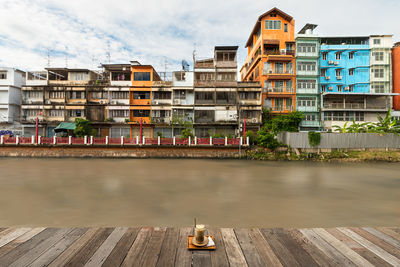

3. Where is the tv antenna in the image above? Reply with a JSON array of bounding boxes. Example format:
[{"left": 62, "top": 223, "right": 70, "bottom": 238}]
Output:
[
  {"left": 106, "top": 41, "right": 111, "bottom": 63},
  {"left": 46, "top": 49, "right": 52, "bottom": 67},
  {"left": 192, "top": 42, "right": 197, "bottom": 63},
  {"left": 163, "top": 58, "right": 170, "bottom": 80}
]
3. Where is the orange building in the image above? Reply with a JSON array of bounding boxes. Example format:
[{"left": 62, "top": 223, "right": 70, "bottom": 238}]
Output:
[
  {"left": 130, "top": 62, "right": 161, "bottom": 137},
  {"left": 240, "top": 7, "right": 296, "bottom": 114},
  {"left": 393, "top": 43, "right": 400, "bottom": 110}
]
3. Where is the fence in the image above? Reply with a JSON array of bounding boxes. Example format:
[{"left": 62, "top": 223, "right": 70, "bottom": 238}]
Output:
[
  {"left": 0, "top": 135, "right": 248, "bottom": 147},
  {"left": 277, "top": 132, "right": 400, "bottom": 149}
]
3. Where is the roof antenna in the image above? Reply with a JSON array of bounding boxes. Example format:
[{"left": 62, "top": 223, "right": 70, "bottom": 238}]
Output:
[
  {"left": 106, "top": 41, "right": 111, "bottom": 64},
  {"left": 46, "top": 49, "right": 52, "bottom": 67},
  {"left": 193, "top": 42, "right": 197, "bottom": 64}
]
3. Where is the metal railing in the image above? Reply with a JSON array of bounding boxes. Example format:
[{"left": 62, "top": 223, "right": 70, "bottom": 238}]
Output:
[
  {"left": 264, "top": 87, "right": 294, "bottom": 93},
  {"left": 0, "top": 136, "right": 248, "bottom": 147},
  {"left": 324, "top": 103, "right": 388, "bottom": 110}
]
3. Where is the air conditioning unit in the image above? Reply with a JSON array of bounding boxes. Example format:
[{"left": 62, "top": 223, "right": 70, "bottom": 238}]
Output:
[
  {"left": 328, "top": 61, "right": 334, "bottom": 65},
  {"left": 99, "top": 100, "right": 106, "bottom": 104},
  {"left": 328, "top": 86, "right": 333, "bottom": 91},
  {"left": 154, "top": 101, "right": 159, "bottom": 105},
  {"left": 174, "top": 99, "right": 181, "bottom": 105},
  {"left": 344, "top": 87, "right": 350, "bottom": 91},
  {"left": 334, "top": 62, "right": 339, "bottom": 65},
  {"left": 252, "top": 118, "right": 258, "bottom": 123},
  {"left": 268, "top": 70, "right": 273, "bottom": 74},
  {"left": 281, "top": 49, "right": 286, "bottom": 54},
  {"left": 325, "top": 76, "right": 330, "bottom": 80},
  {"left": 337, "top": 76, "right": 342, "bottom": 80}
]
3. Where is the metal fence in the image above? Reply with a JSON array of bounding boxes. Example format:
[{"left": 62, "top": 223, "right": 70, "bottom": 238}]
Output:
[
  {"left": 0, "top": 136, "right": 247, "bottom": 147},
  {"left": 277, "top": 132, "right": 400, "bottom": 149}
]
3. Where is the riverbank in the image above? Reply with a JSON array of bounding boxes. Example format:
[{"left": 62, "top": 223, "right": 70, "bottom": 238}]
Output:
[{"left": 246, "top": 148, "right": 400, "bottom": 162}]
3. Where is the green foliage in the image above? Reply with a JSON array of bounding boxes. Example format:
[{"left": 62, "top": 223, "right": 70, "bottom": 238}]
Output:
[
  {"left": 308, "top": 132, "right": 321, "bottom": 147},
  {"left": 245, "top": 130, "right": 256, "bottom": 145},
  {"left": 180, "top": 120, "right": 194, "bottom": 139},
  {"left": 156, "top": 131, "right": 164, "bottom": 138},
  {"left": 104, "top": 117, "right": 114, "bottom": 122},
  {"left": 256, "top": 127, "right": 281, "bottom": 149},
  {"left": 74, "top": 118, "right": 94, "bottom": 137},
  {"left": 264, "top": 111, "right": 304, "bottom": 134},
  {"left": 125, "top": 118, "right": 130, "bottom": 123},
  {"left": 211, "top": 133, "right": 225, "bottom": 138},
  {"left": 333, "top": 109, "right": 400, "bottom": 134},
  {"left": 262, "top": 108, "right": 271, "bottom": 125}
]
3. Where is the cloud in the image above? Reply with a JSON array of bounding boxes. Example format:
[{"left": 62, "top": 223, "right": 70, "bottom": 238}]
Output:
[{"left": 0, "top": 0, "right": 399, "bottom": 73}]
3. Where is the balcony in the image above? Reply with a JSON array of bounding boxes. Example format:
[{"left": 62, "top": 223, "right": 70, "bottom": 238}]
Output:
[
  {"left": 323, "top": 102, "right": 388, "bottom": 110},
  {"left": 297, "top": 106, "right": 319, "bottom": 112},
  {"left": 263, "top": 70, "right": 294, "bottom": 79},
  {"left": 263, "top": 87, "right": 294, "bottom": 94},
  {"left": 152, "top": 117, "right": 171, "bottom": 124},
  {"left": 270, "top": 106, "right": 294, "bottom": 112},
  {"left": 300, "top": 120, "right": 321, "bottom": 127},
  {"left": 296, "top": 88, "right": 319, "bottom": 95}
]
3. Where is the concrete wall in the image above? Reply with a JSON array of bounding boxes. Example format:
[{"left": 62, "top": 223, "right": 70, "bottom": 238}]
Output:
[
  {"left": 278, "top": 132, "right": 400, "bottom": 149},
  {"left": 0, "top": 145, "right": 243, "bottom": 158}
]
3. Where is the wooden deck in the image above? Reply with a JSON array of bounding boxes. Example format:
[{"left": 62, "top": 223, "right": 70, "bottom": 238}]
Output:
[{"left": 0, "top": 227, "right": 399, "bottom": 266}]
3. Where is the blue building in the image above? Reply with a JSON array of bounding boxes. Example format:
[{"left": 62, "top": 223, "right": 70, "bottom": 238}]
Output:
[{"left": 319, "top": 37, "right": 392, "bottom": 131}]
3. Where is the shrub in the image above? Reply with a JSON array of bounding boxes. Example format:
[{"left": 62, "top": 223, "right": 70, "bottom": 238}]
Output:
[
  {"left": 256, "top": 127, "right": 281, "bottom": 149},
  {"left": 308, "top": 132, "right": 321, "bottom": 147},
  {"left": 245, "top": 130, "right": 256, "bottom": 145},
  {"left": 264, "top": 111, "right": 304, "bottom": 134},
  {"left": 74, "top": 118, "right": 94, "bottom": 137}
]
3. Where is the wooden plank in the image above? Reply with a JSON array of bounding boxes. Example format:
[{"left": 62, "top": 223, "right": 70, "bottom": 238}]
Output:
[
  {"left": 220, "top": 228, "right": 248, "bottom": 267},
  {"left": 174, "top": 227, "right": 193, "bottom": 267},
  {"left": 28, "top": 228, "right": 88, "bottom": 267},
  {"left": 0, "top": 228, "right": 31, "bottom": 248},
  {"left": 288, "top": 229, "right": 338, "bottom": 267},
  {"left": 156, "top": 227, "right": 179, "bottom": 267},
  {"left": 0, "top": 228, "right": 63, "bottom": 266},
  {"left": 272, "top": 228, "right": 319, "bottom": 267},
  {"left": 249, "top": 228, "right": 282, "bottom": 267},
  {"left": 261, "top": 229, "right": 301, "bottom": 267},
  {"left": 338, "top": 227, "right": 400, "bottom": 266},
  {"left": 378, "top": 227, "right": 400, "bottom": 242},
  {"left": 326, "top": 228, "right": 391, "bottom": 267},
  {"left": 84, "top": 227, "right": 127, "bottom": 267},
  {"left": 102, "top": 228, "right": 140, "bottom": 267},
  {"left": 313, "top": 228, "right": 373, "bottom": 267},
  {"left": 234, "top": 228, "right": 264, "bottom": 267},
  {"left": 208, "top": 227, "right": 229, "bottom": 267},
  {"left": 64, "top": 227, "right": 114, "bottom": 267},
  {"left": 0, "top": 228, "right": 45, "bottom": 258},
  {"left": 8, "top": 228, "right": 73, "bottom": 267},
  {"left": 0, "top": 228, "right": 18, "bottom": 240},
  {"left": 121, "top": 227, "right": 153, "bottom": 267},
  {"left": 48, "top": 228, "right": 100, "bottom": 267},
  {"left": 363, "top": 227, "right": 400, "bottom": 250},
  {"left": 349, "top": 227, "right": 400, "bottom": 259},
  {"left": 192, "top": 250, "right": 211, "bottom": 267},
  {"left": 139, "top": 227, "right": 166, "bottom": 267},
  {"left": 299, "top": 229, "right": 355, "bottom": 266}
]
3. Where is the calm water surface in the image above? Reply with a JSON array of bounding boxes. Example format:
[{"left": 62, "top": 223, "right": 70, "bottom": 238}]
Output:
[{"left": 0, "top": 158, "right": 399, "bottom": 228}]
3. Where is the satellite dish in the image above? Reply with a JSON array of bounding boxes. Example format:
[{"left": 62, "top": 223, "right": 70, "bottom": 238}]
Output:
[{"left": 182, "top": 60, "right": 190, "bottom": 71}]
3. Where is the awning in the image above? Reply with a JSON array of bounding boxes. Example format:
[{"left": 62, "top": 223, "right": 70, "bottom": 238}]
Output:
[{"left": 54, "top": 122, "right": 76, "bottom": 132}]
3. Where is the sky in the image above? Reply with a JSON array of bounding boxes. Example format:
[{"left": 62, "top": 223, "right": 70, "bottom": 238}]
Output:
[{"left": 1, "top": 0, "right": 400, "bottom": 74}]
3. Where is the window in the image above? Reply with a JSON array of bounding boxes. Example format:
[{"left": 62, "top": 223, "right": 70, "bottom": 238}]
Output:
[
  {"left": 132, "top": 110, "right": 150, "bottom": 117},
  {"left": 26, "top": 91, "right": 43, "bottom": 99},
  {"left": 153, "top": 92, "right": 171, "bottom": 100},
  {"left": 297, "top": 80, "right": 317, "bottom": 90},
  {"left": 111, "top": 110, "right": 129, "bottom": 117},
  {"left": 0, "top": 72, "right": 7, "bottom": 79},
  {"left": 70, "top": 72, "right": 86, "bottom": 81},
  {"left": 298, "top": 97, "right": 316, "bottom": 107},
  {"left": 111, "top": 72, "right": 130, "bottom": 81},
  {"left": 24, "top": 109, "right": 40, "bottom": 117},
  {"left": 349, "top": 52, "right": 355, "bottom": 59},
  {"left": 69, "top": 110, "right": 83, "bottom": 117},
  {"left": 286, "top": 80, "right": 293, "bottom": 90},
  {"left": 297, "top": 43, "right": 316, "bottom": 53},
  {"left": 49, "top": 110, "right": 64, "bottom": 117},
  {"left": 321, "top": 69, "right": 327, "bottom": 77},
  {"left": 349, "top": 69, "right": 354, "bottom": 76},
  {"left": 152, "top": 110, "right": 171, "bottom": 118},
  {"left": 322, "top": 52, "right": 328, "bottom": 60},
  {"left": 133, "top": 92, "right": 150, "bottom": 99},
  {"left": 265, "top": 20, "right": 281, "bottom": 30},
  {"left": 372, "top": 83, "right": 386, "bottom": 93},
  {"left": 70, "top": 91, "right": 84, "bottom": 99},
  {"left": 335, "top": 69, "right": 342, "bottom": 77},
  {"left": 297, "top": 62, "right": 316, "bottom": 72},
  {"left": 304, "top": 114, "right": 316, "bottom": 121},
  {"left": 286, "top": 43, "right": 294, "bottom": 52},
  {"left": 286, "top": 62, "right": 293, "bottom": 73},
  {"left": 239, "top": 92, "right": 259, "bottom": 100},
  {"left": 275, "top": 63, "right": 284, "bottom": 73},
  {"left": 195, "top": 92, "right": 214, "bottom": 101},
  {"left": 373, "top": 52, "right": 384, "bottom": 61},
  {"left": 324, "top": 112, "right": 364, "bottom": 121},
  {"left": 372, "top": 68, "right": 384, "bottom": 78},
  {"left": 217, "top": 72, "right": 236, "bottom": 81},
  {"left": 335, "top": 52, "right": 342, "bottom": 60},
  {"left": 90, "top": 91, "right": 107, "bottom": 99},
  {"left": 349, "top": 85, "right": 354, "bottom": 92},
  {"left": 284, "top": 23, "right": 288, "bottom": 32},
  {"left": 133, "top": 72, "right": 151, "bottom": 81},
  {"left": 321, "top": 85, "right": 326, "bottom": 92},
  {"left": 111, "top": 91, "right": 129, "bottom": 99},
  {"left": 275, "top": 80, "right": 284, "bottom": 89},
  {"left": 373, "top": 39, "right": 381, "bottom": 45},
  {"left": 337, "top": 85, "right": 343, "bottom": 92},
  {"left": 174, "top": 90, "right": 186, "bottom": 100}
]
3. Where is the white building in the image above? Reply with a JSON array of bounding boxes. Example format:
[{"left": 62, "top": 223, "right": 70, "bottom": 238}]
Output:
[{"left": 0, "top": 67, "right": 25, "bottom": 134}]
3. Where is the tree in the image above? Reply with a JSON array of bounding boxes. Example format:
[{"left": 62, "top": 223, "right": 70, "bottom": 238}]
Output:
[
  {"left": 264, "top": 111, "right": 304, "bottom": 134},
  {"left": 256, "top": 127, "right": 281, "bottom": 149},
  {"left": 180, "top": 120, "right": 194, "bottom": 139},
  {"left": 74, "top": 118, "right": 95, "bottom": 137}
]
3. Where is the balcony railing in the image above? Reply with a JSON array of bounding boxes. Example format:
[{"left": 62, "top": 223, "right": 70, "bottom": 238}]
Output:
[
  {"left": 271, "top": 106, "right": 294, "bottom": 112},
  {"left": 263, "top": 70, "right": 294, "bottom": 75},
  {"left": 323, "top": 103, "right": 388, "bottom": 110},
  {"left": 264, "top": 87, "right": 294, "bottom": 93},
  {"left": 264, "top": 50, "right": 295, "bottom": 56}
]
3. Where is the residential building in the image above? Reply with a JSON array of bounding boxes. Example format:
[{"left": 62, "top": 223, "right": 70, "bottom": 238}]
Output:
[
  {"left": 194, "top": 46, "right": 262, "bottom": 137},
  {"left": 295, "top": 24, "right": 321, "bottom": 131},
  {"left": 21, "top": 68, "right": 109, "bottom": 137},
  {"left": 240, "top": 7, "right": 296, "bottom": 114},
  {"left": 320, "top": 36, "right": 393, "bottom": 131},
  {"left": 0, "top": 67, "right": 25, "bottom": 134}
]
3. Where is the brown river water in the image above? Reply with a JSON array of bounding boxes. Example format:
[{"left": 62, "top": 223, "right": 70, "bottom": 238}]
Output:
[{"left": 0, "top": 158, "right": 399, "bottom": 228}]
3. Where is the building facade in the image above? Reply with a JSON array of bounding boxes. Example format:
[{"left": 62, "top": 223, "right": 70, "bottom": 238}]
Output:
[
  {"left": 0, "top": 68, "right": 25, "bottom": 133},
  {"left": 240, "top": 7, "right": 296, "bottom": 114},
  {"left": 295, "top": 24, "right": 321, "bottom": 131}
]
